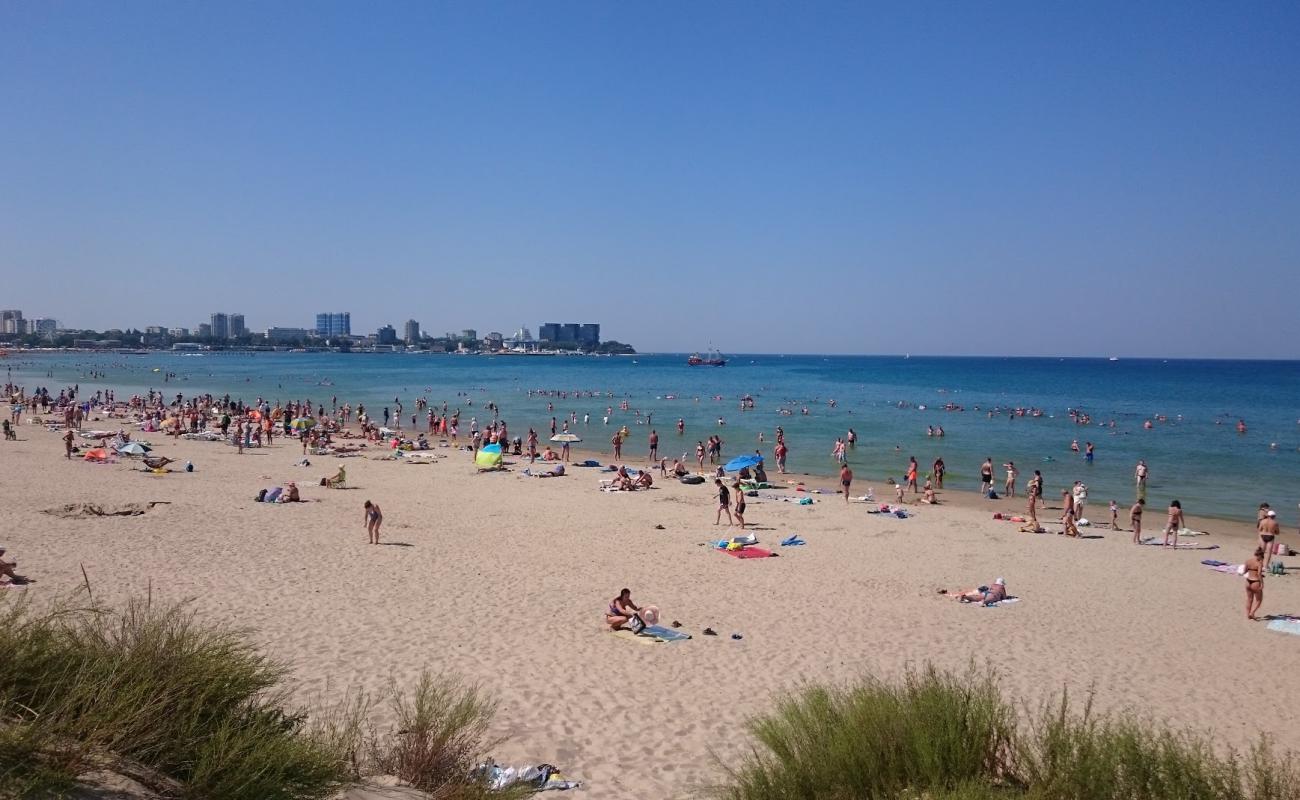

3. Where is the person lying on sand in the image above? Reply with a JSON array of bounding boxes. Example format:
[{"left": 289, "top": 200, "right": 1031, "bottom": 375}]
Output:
[
  {"left": 526, "top": 463, "right": 566, "bottom": 478},
  {"left": 285, "top": 482, "right": 301, "bottom": 501},
  {"left": 142, "top": 455, "right": 174, "bottom": 470},
  {"left": 940, "top": 577, "right": 1007, "bottom": 605},
  {"left": 605, "top": 588, "right": 660, "bottom": 631}
]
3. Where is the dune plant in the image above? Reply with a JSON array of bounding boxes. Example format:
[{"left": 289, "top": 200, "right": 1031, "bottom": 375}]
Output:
[{"left": 709, "top": 667, "right": 1298, "bottom": 800}]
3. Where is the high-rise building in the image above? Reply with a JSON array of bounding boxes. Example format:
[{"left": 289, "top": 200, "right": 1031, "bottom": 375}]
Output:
[
  {"left": 32, "top": 318, "right": 59, "bottom": 336},
  {"left": 229, "top": 314, "right": 246, "bottom": 338},
  {"left": 1, "top": 310, "right": 24, "bottom": 335},
  {"left": 579, "top": 323, "right": 601, "bottom": 345},
  {"left": 377, "top": 325, "right": 398, "bottom": 345},
  {"left": 315, "top": 312, "right": 351, "bottom": 337},
  {"left": 209, "top": 313, "right": 229, "bottom": 340},
  {"left": 403, "top": 319, "right": 421, "bottom": 344},
  {"left": 539, "top": 323, "right": 560, "bottom": 342},
  {"left": 560, "top": 323, "right": 580, "bottom": 343},
  {"left": 461, "top": 329, "right": 477, "bottom": 342},
  {"left": 197, "top": 323, "right": 212, "bottom": 338}
]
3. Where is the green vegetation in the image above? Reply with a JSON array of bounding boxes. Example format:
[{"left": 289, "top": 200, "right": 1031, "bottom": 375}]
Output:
[
  {"left": 709, "top": 666, "right": 1298, "bottom": 800},
  {"left": 0, "top": 594, "right": 516, "bottom": 799}
]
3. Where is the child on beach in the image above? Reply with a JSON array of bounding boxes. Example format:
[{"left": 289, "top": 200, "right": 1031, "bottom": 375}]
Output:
[{"left": 1109, "top": 500, "right": 1118, "bottom": 529}]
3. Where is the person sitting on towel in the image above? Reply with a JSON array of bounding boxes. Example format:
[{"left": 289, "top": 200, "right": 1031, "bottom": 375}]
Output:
[
  {"left": 323, "top": 465, "right": 346, "bottom": 487},
  {"left": 541, "top": 446, "right": 559, "bottom": 461},
  {"left": 670, "top": 458, "right": 688, "bottom": 478},
  {"left": 605, "top": 588, "right": 659, "bottom": 631},
  {"left": 945, "top": 577, "right": 1007, "bottom": 604},
  {"left": 633, "top": 470, "right": 653, "bottom": 489},
  {"left": 754, "top": 463, "right": 768, "bottom": 483}
]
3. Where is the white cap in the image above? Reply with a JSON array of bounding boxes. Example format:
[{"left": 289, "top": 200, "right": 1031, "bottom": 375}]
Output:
[
  {"left": 1267, "top": 510, "right": 1277, "bottom": 517},
  {"left": 995, "top": 577, "right": 1005, "bottom": 586}
]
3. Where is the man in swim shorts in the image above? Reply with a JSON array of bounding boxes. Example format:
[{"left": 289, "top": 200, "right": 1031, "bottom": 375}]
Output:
[{"left": 840, "top": 463, "right": 853, "bottom": 504}]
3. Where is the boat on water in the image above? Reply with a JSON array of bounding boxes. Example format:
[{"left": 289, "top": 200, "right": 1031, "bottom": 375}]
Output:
[{"left": 688, "top": 348, "right": 727, "bottom": 366}]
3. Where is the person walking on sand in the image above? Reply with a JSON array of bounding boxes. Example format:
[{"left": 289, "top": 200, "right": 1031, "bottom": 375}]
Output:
[
  {"left": 648, "top": 429, "right": 659, "bottom": 463},
  {"left": 63, "top": 428, "right": 74, "bottom": 459},
  {"left": 363, "top": 500, "right": 382, "bottom": 544},
  {"left": 714, "top": 478, "right": 733, "bottom": 526},
  {"left": 733, "top": 479, "right": 747, "bottom": 529},
  {"left": 1003, "top": 461, "right": 1018, "bottom": 498},
  {"left": 775, "top": 439, "right": 788, "bottom": 473},
  {"left": 932, "top": 457, "right": 945, "bottom": 489},
  {"left": 611, "top": 432, "right": 622, "bottom": 460},
  {"left": 1135, "top": 460, "right": 1148, "bottom": 502},
  {"left": 1130, "top": 498, "right": 1144, "bottom": 543},
  {"left": 1061, "top": 490, "right": 1080, "bottom": 537},
  {"left": 1244, "top": 547, "right": 1266, "bottom": 620},
  {"left": 1163, "top": 500, "right": 1185, "bottom": 548},
  {"left": 1258, "top": 509, "right": 1280, "bottom": 568},
  {"left": 840, "top": 463, "right": 853, "bottom": 504},
  {"left": 1072, "top": 481, "right": 1088, "bottom": 521},
  {"left": 979, "top": 457, "right": 994, "bottom": 496}
]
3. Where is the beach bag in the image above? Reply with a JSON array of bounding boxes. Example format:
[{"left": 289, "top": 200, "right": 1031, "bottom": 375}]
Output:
[{"left": 624, "top": 614, "right": 645, "bottom": 634}]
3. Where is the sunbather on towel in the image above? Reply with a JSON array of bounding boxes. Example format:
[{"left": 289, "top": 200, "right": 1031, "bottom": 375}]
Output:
[
  {"left": 943, "top": 577, "right": 1008, "bottom": 605},
  {"left": 633, "top": 471, "right": 653, "bottom": 489},
  {"left": 605, "top": 588, "right": 660, "bottom": 631}
]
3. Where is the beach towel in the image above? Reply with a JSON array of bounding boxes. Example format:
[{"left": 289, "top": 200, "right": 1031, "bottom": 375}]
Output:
[
  {"left": 1140, "top": 537, "right": 1219, "bottom": 551},
  {"left": 984, "top": 596, "right": 1020, "bottom": 607},
  {"left": 642, "top": 625, "right": 691, "bottom": 641},
  {"left": 610, "top": 628, "right": 665, "bottom": 645},
  {"left": 1266, "top": 618, "right": 1300, "bottom": 637},
  {"left": 780, "top": 535, "right": 806, "bottom": 547},
  {"left": 721, "top": 546, "right": 774, "bottom": 559}
]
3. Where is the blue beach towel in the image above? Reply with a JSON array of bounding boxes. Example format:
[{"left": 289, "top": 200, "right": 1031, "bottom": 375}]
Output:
[
  {"left": 780, "top": 535, "right": 806, "bottom": 547},
  {"left": 642, "top": 625, "right": 692, "bottom": 641},
  {"left": 1266, "top": 618, "right": 1300, "bottom": 637}
]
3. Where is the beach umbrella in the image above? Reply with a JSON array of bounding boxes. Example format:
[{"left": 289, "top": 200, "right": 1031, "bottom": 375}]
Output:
[
  {"left": 117, "top": 442, "right": 150, "bottom": 456},
  {"left": 481, "top": 443, "right": 502, "bottom": 454},
  {"left": 724, "top": 453, "right": 764, "bottom": 472},
  {"left": 290, "top": 417, "right": 316, "bottom": 430},
  {"left": 550, "top": 433, "right": 582, "bottom": 443}
]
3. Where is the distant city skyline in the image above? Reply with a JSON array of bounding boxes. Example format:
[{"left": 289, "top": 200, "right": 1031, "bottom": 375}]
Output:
[{"left": 2, "top": 4, "right": 1298, "bottom": 358}]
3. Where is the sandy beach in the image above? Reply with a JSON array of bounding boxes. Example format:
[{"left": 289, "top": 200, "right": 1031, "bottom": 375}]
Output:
[{"left": 3, "top": 421, "right": 1298, "bottom": 799}]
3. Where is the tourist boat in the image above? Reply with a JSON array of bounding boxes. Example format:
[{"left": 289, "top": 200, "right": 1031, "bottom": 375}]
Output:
[{"left": 688, "top": 348, "right": 727, "bottom": 366}]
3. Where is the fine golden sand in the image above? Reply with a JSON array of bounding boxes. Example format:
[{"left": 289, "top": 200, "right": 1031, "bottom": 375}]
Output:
[{"left": 2, "top": 425, "right": 1297, "bottom": 799}]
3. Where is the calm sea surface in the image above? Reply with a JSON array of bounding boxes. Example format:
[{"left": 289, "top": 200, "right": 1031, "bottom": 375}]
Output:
[{"left": 7, "top": 352, "right": 1299, "bottom": 523}]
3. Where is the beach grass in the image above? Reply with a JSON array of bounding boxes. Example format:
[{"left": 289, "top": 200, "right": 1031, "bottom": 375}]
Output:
[
  {"left": 708, "top": 667, "right": 1298, "bottom": 800},
  {"left": 0, "top": 594, "right": 519, "bottom": 799}
]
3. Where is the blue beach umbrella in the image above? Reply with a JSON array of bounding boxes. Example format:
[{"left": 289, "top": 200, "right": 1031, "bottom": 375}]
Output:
[{"left": 724, "top": 453, "right": 763, "bottom": 472}]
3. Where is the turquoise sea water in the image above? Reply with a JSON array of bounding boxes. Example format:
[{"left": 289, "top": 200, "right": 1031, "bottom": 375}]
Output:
[{"left": 6, "top": 352, "right": 1299, "bottom": 524}]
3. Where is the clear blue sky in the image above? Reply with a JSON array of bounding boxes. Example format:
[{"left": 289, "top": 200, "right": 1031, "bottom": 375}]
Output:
[{"left": 2, "top": 2, "right": 1298, "bottom": 356}]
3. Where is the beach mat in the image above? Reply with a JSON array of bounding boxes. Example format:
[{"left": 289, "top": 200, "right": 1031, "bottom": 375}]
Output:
[
  {"left": 610, "top": 628, "right": 665, "bottom": 645},
  {"left": 643, "top": 625, "right": 691, "bottom": 641},
  {"left": 721, "top": 546, "right": 774, "bottom": 559},
  {"left": 1266, "top": 618, "right": 1300, "bottom": 637},
  {"left": 1140, "top": 538, "right": 1219, "bottom": 551}
]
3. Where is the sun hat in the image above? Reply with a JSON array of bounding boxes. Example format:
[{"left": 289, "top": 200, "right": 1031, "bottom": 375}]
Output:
[
  {"left": 994, "top": 577, "right": 1005, "bottom": 586},
  {"left": 641, "top": 606, "right": 660, "bottom": 626}
]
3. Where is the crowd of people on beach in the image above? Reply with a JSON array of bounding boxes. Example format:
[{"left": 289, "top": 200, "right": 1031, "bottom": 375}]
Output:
[{"left": 5, "top": 374, "right": 1294, "bottom": 624}]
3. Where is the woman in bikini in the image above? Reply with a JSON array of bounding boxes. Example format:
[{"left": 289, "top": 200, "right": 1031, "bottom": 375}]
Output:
[
  {"left": 1163, "top": 500, "right": 1184, "bottom": 548},
  {"left": 1244, "top": 547, "right": 1265, "bottom": 620},
  {"left": 363, "top": 500, "right": 382, "bottom": 544},
  {"left": 605, "top": 588, "right": 658, "bottom": 631}
]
